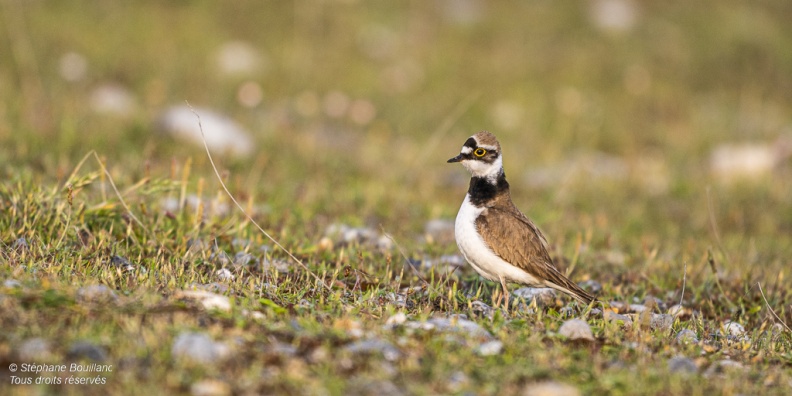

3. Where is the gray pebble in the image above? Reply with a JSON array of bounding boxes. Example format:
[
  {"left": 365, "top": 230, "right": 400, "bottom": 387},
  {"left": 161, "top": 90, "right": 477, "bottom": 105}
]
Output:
[
  {"left": 77, "top": 285, "right": 117, "bottom": 304},
  {"left": 12, "top": 238, "right": 28, "bottom": 250},
  {"left": 675, "top": 329, "right": 699, "bottom": 345},
  {"left": 344, "top": 339, "right": 401, "bottom": 361},
  {"left": 3, "top": 279, "right": 22, "bottom": 289},
  {"left": 513, "top": 287, "right": 557, "bottom": 307},
  {"left": 67, "top": 341, "right": 108, "bottom": 362},
  {"left": 578, "top": 280, "right": 602, "bottom": 294},
  {"left": 667, "top": 356, "right": 697, "bottom": 374},
  {"left": 603, "top": 311, "right": 633, "bottom": 328},
  {"left": 650, "top": 314, "right": 674, "bottom": 331},
  {"left": 172, "top": 332, "right": 230, "bottom": 364},
  {"left": 18, "top": 338, "right": 53, "bottom": 361},
  {"left": 475, "top": 340, "right": 504, "bottom": 356},
  {"left": 721, "top": 320, "right": 745, "bottom": 336},
  {"left": 427, "top": 315, "right": 493, "bottom": 339},
  {"left": 157, "top": 105, "right": 254, "bottom": 158},
  {"left": 558, "top": 319, "right": 594, "bottom": 341},
  {"left": 704, "top": 359, "right": 745, "bottom": 377},
  {"left": 233, "top": 252, "right": 258, "bottom": 267}
]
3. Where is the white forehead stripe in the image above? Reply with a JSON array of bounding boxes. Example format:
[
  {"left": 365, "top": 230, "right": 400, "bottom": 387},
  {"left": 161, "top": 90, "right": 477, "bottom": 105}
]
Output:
[
  {"left": 461, "top": 146, "right": 473, "bottom": 154},
  {"left": 478, "top": 145, "right": 498, "bottom": 151}
]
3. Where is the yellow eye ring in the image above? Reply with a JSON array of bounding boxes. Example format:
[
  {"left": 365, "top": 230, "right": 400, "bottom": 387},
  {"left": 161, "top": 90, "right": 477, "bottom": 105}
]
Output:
[{"left": 474, "top": 148, "right": 487, "bottom": 157}]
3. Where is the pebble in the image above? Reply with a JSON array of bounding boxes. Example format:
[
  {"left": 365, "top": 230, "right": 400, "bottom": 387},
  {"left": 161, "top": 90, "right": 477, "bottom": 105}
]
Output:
[
  {"left": 667, "top": 356, "right": 698, "bottom": 374},
  {"left": 77, "top": 285, "right": 118, "bottom": 304},
  {"left": 578, "top": 280, "right": 602, "bottom": 294},
  {"left": 175, "top": 290, "right": 232, "bottom": 312},
  {"left": 344, "top": 339, "right": 401, "bottom": 361},
  {"left": 18, "top": 338, "right": 53, "bottom": 361},
  {"left": 475, "top": 340, "right": 504, "bottom": 356},
  {"left": 513, "top": 287, "right": 557, "bottom": 306},
  {"left": 233, "top": 252, "right": 258, "bottom": 267},
  {"left": 704, "top": 359, "right": 745, "bottom": 378},
  {"left": 558, "top": 319, "right": 594, "bottom": 341},
  {"left": 603, "top": 311, "right": 633, "bottom": 328},
  {"left": 522, "top": 381, "right": 581, "bottom": 396},
  {"left": 469, "top": 300, "right": 495, "bottom": 318},
  {"left": 447, "top": 371, "right": 469, "bottom": 392},
  {"left": 721, "top": 321, "right": 745, "bottom": 336},
  {"left": 156, "top": 105, "right": 254, "bottom": 158},
  {"left": 628, "top": 304, "right": 648, "bottom": 313},
  {"left": 215, "top": 268, "right": 234, "bottom": 281},
  {"left": 650, "top": 314, "right": 674, "bottom": 331},
  {"left": 67, "top": 341, "right": 108, "bottom": 362},
  {"left": 384, "top": 312, "right": 408, "bottom": 328},
  {"left": 190, "top": 379, "right": 231, "bottom": 396},
  {"left": 214, "top": 40, "right": 266, "bottom": 77},
  {"left": 667, "top": 304, "right": 685, "bottom": 317},
  {"left": 260, "top": 258, "right": 292, "bottom": 273},
  {"left": 172, "top": 332, "right": 230, "bottom": 365},
  {"left": 427, "top": 315, "right": 494, "bottom": 339},
  {"left": 12, "top": 238, "right": 28, "bottom": 250},
  {"left": 710, "top": 142, "right": 778, "bottom": 184},
  {"left": 89, "top": 83, "right": 137, "bottom": 117},
  {"left": 3, "top": 279, "right": 22, "bottom": 289},
  {"left": 675, "top": 329, "right": 699, "bottom": 345}
]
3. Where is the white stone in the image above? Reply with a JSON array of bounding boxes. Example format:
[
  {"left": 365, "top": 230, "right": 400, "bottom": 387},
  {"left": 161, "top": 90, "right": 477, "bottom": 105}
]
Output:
[
  {"left": 558, "top": 319, "right": 594, "bottom": 341},
  {"left": 157, "top": 105, "right": 254, "bottom": 158}
]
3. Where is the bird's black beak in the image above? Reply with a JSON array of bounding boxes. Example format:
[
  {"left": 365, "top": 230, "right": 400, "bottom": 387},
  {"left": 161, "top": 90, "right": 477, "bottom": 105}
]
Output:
[{"left": 447, "top": 154, "right": 463, "bottom": 163}]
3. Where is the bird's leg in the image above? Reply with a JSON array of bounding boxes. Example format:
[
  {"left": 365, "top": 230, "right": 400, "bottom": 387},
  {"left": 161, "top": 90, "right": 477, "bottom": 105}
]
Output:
[{"left": 499, "top": 276, "right": 510, "bottom": 313}]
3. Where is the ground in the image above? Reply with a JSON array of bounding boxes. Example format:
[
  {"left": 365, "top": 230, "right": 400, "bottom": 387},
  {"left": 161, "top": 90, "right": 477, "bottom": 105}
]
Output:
[{"left": 1, "top": 1, "right": 791, "bottom": 395}]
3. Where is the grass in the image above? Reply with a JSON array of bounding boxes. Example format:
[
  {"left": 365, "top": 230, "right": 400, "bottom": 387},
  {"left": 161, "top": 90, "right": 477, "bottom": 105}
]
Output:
[{"left": 2, "top": 1, "right": 792, "bottom": 395}]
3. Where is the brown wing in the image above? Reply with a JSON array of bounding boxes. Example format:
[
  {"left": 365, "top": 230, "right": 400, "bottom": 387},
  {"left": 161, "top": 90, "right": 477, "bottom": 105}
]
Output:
[{"left": 475, "top": 203, "right": 595, "bottom": 304}]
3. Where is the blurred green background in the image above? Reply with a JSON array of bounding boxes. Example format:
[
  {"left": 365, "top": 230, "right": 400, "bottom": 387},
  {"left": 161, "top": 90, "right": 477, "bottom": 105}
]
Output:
[{"left": 2, "top": 0, "right": 791, "bottom": 282}]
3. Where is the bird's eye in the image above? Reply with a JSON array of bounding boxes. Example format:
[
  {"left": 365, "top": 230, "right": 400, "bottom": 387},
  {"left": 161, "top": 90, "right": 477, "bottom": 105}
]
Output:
[{"left": 474, "top": 148, "right": 487, "bottom": 157}]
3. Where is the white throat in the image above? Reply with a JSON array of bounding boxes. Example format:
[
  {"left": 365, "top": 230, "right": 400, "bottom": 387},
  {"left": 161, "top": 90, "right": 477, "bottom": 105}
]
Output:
[{"left": 462, "top": 155, "right": 503, "bottom": 182}]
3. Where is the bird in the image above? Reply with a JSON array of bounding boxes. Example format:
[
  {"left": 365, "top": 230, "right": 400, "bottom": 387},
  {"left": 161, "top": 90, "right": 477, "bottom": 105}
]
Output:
[{"left": 447, "top": 131, "right": 595, "bottom": 309}]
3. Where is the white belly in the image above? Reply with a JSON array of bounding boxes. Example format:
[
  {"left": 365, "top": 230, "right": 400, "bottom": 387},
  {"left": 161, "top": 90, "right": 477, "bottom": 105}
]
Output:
[{"left": 454, "top": 195, "right": 542, "bottom": 286}]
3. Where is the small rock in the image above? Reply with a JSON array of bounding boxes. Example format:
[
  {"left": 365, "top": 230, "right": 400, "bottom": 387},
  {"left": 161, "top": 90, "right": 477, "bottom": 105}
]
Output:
[
  {"left": 175, "top": 290, "right": 232, "bottom": 312},
  {"left": 608, "top": 301, "right": 627, "bottom": 312},
  {"left": 386, "top": 293, "right": 407, "bottom": 308},
  {"left": 604, "top": 311, "right": 633, "bottom": 328},
  {"left": 67, "top": 341, "right": 108, "bottom": 362},
  {"left": 427, "top": 316, "right": 493, "bottom": 339},
  {"left": 214, "top": 40, "right": 266, "bottom": 77},
  {"left": 668, "top": 304, "right": 686, "bottom": 317},
  {"left": 260, "top": 258, "right": 291, "bottom": 273},
  {"left": 475, "top": 340, "right": 503, "bottom": 356},
  {"left": 447, "top": 371, "right": 469, "bottom": 393},
  {"left": 156, "top": 105, "right": 254, "bottom": 158},
  {"left": 667, "top": 356, "right": 698, "bottom": 374},
  {"left": 650, "top": 314, "right": 674, "bottom": 331},
  {"left": 385, "top": 312, "right": 408, "bottom": 328},
  {"left": 628, "top": 304, "right": 648, "bottom": 313},
  {"left": 3, "top": 279, "right": 22, "bottom": 289},
  {"left": 172, "top": 332, "right": 230, "bottom": 364},
  {"left": 190, "top": 379, "right": 231, "bottom": 396},
  {"left": 722, "top": 321, "right": 745, "bottom": 336},
  {"left": 233, "top": 252, "right": 258, "bottom": 267},
  {"left": 344, "top": 339, "right": 400, "bottom": 361},
  {"left": 89, "top": 83, "right": 137, "bottom": 117},
  {"left": 18, "top": 338, "right": 53, "bottom": 361},
  {"left": 558, "top": 319, "right": 594, "bottom": 341},
  {"left": 77, "top": 285, "right": 117, "bottom": 304},
  {"left": 523, "top": 381, "right": 581, "bottom": 396},
  {"left": 675, "top": 329, "right": 699, "bottom": 345},
  {"left": 578, "top": 280, "right": 602, "bottom": 294},
  {"left": 704, "top": 359, "right": 745, "bottom": 377},
  {"left": 470, "top": 300, "right": 496, "bottom": 318},
  {"left": 215, "top": 268, "right": 234, "bottom": 281},
  {"left": 710, "top": 142, "right": 778, "bottom": 184},
  {"left": 513, "top": 287, "right": 557, "bottom": 307},
  {"left": 424, "top": 219, "right": 455, "bottom": 244},
  {"left": 210, "top": 251, "right": 232, "bottom": 266},
  {"left": 12, "top": 238, "right": 28, "bottom": 250}
]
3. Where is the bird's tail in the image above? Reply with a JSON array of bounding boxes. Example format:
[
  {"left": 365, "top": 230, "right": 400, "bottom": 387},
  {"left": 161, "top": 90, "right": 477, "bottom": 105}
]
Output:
[{"left": 545, "top": 275, "right": 597, "bottom": 305}]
